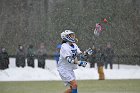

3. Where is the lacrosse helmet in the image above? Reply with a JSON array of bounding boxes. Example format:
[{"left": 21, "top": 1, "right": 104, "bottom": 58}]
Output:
[{"left": 61, "top": 30, "right": 75, "bottom": 43}]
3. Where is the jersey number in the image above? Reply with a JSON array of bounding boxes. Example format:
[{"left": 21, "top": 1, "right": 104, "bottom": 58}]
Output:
[{"left": 71, "top": 49, "right": 77, "bottom": 58}]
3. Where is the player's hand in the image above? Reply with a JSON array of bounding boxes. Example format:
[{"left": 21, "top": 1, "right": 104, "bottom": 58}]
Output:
[
  {"left": 78, "top": 61, "right": 87, "bottom": 67},
  {"left": 85, "top": 48, "right": 93, "bottom": 55}
]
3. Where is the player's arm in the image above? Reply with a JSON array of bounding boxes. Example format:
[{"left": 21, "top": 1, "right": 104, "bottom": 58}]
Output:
[
  {"left": 76, "top": 45, "right": 93, "bottom": 61},
  {"left": 75, "top": 48, "right": 93, "bottom": 67},
  {"left": 66, "top": 56, "right": 87, "bottom": 67}
]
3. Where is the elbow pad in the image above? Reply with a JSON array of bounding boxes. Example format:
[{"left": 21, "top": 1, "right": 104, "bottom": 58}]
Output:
[{"left": 66, "top": 56, "right": 75, "bottom": 64}]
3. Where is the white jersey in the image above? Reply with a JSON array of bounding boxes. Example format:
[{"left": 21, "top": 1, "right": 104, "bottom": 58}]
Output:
[{"left": 57, "top": 42, "right": 81, "bottom": 70}]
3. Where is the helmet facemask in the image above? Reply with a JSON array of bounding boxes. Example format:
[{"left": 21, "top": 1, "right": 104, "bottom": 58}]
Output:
[{"left": 61, "top": 30, "right": 76, "bottom": 43}]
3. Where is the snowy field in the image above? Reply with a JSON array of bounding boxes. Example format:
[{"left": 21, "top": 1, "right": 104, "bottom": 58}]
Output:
[{"left": 0, "top": 58, "right": 140, "bottom": 81}]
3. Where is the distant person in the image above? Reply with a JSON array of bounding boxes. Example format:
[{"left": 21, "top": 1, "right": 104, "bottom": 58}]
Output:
[
  {"left": 16, "top": 45, "right": 26, "bottom": 68},
  {"left": 27, "top": 44, "right": 35, "bottom": 68},
  {"left": 104, "top": 42, "right": 114, "bottom": 69},
  {"left": 37, "top": 43, "right": 47, "bottom": 69},
  {"left": 54, "top": 44, "right": 61, "bottom": 64},
  {"left": 96, "top": 47, "right": 105, "bottom": 80},
  {"left": 88, "top": 45, "right": 96, "bottom": 68},
  {"left": 0, "top": 48, "right": 9, "bottom": 70}
]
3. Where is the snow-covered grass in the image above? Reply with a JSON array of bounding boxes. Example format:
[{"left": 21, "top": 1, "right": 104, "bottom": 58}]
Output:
[{"left": 0, "top": 58, "right": 140, "bottom": 81}]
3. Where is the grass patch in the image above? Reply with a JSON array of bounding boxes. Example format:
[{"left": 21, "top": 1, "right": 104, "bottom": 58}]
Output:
[{"left": 0, "top": 80, "right": 140, "bottom": 93}]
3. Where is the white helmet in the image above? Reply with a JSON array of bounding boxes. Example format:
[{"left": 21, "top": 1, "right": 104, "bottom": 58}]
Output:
[{"left": 61, "top": 30, "right": 75, "bottom": 43}]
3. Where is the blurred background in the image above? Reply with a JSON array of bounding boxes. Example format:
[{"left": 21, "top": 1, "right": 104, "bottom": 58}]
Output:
[{"left": 0, "top": 0, "right": 139, "bottom": 65}]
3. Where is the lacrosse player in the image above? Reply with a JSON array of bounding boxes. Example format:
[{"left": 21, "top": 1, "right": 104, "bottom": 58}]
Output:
[{"left": 57, "top": 30, "right": 87, "bottom": 93}]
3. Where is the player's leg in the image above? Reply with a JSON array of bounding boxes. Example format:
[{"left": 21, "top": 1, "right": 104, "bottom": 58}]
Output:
[
  {"left": 64, "top": 80, "right": 78, "bottom": 93},
  {"left": 58, "top": 69, "right": 77, "bottom": 93},
  {"left": 70, "top": 80, "right": 78, "bottom": 93},
  {"left": 64, "top": 86, "right": 72, "bottom": 93}
]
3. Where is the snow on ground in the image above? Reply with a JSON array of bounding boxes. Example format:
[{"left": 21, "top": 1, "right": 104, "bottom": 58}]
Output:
[{"left": 0, "top": 58, "right": 140, "bottom": 81}]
